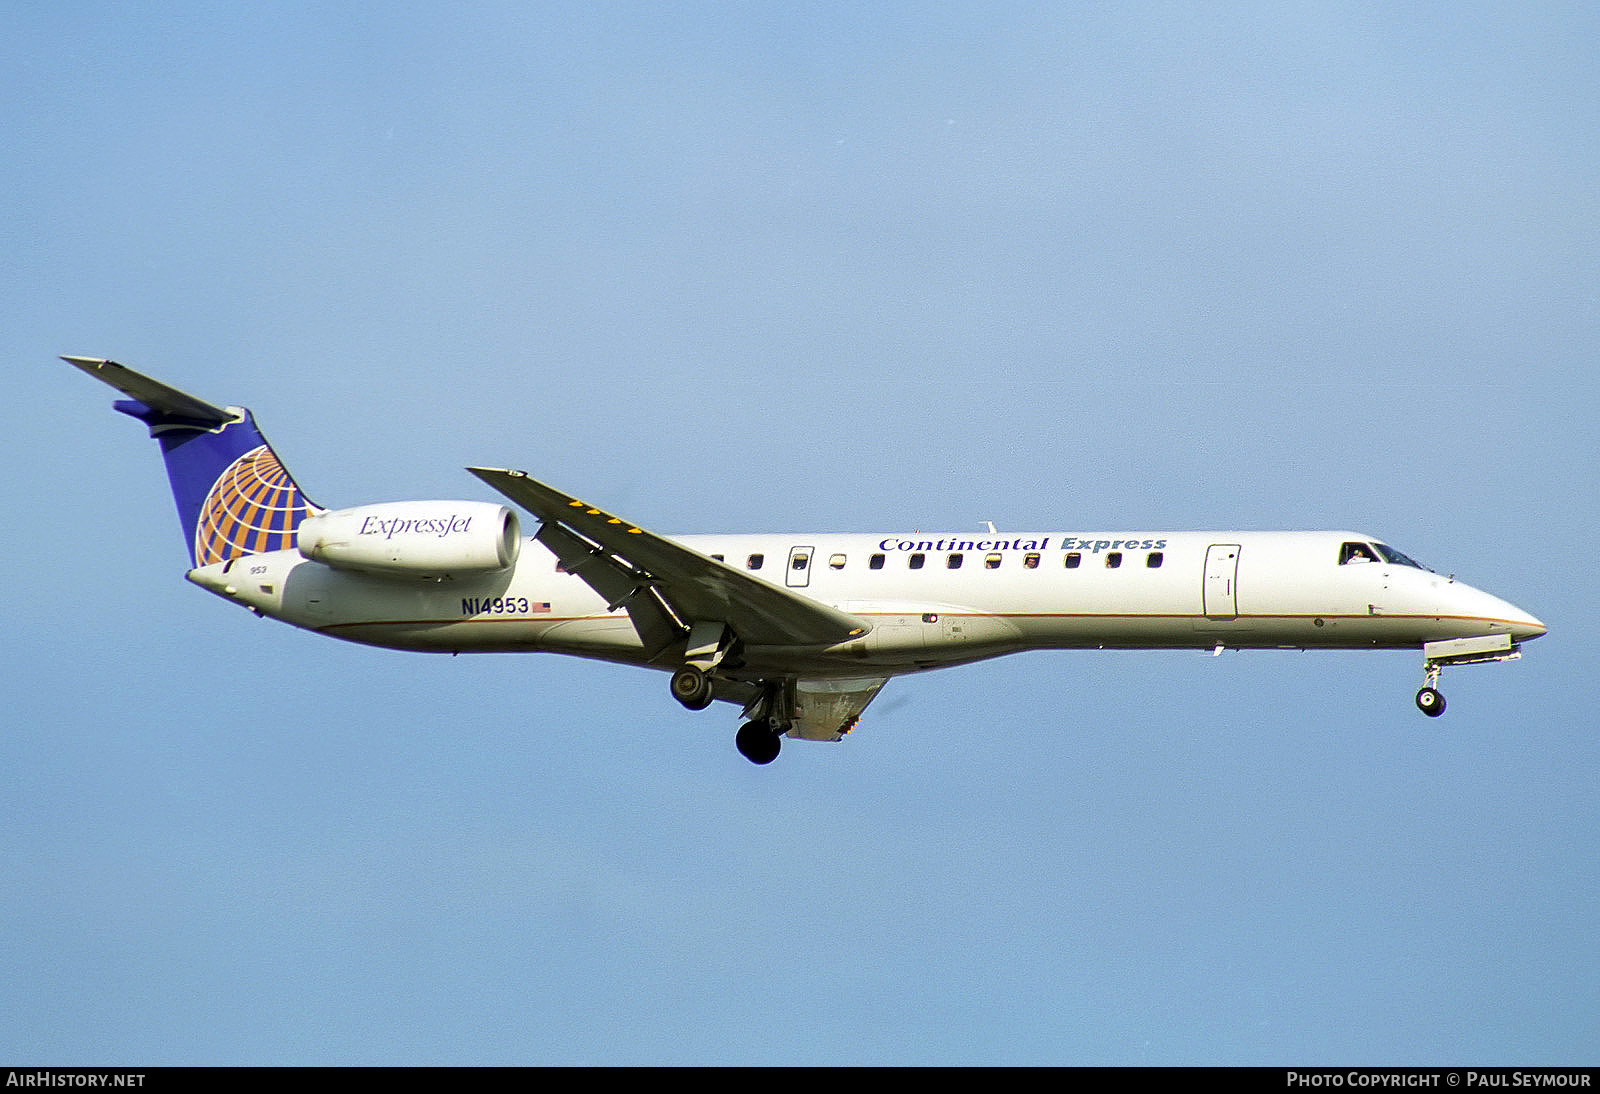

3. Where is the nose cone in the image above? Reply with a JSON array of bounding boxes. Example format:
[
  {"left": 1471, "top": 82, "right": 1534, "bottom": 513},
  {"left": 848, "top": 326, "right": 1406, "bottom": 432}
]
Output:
[
  {"left": 1513, "top": 608, "right": 1548, "bottom": 642},
  {"left": 1452, "top": 581, "right": 1546, "bottom": 642}
]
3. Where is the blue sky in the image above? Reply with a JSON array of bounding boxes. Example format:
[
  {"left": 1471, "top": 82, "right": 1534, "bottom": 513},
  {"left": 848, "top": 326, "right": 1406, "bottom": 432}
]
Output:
[{"left": 3, "top": 2, "right": 1595, "bottom": 1064}]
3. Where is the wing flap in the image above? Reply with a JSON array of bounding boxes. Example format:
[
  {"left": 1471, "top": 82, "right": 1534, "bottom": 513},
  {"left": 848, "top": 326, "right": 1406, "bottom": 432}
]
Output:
[
  {"left": 469, "top": 467, "right": 871, "bottom": 649},
  {"left": 532, "top": 519, "right": 685, "bottom": 660}
]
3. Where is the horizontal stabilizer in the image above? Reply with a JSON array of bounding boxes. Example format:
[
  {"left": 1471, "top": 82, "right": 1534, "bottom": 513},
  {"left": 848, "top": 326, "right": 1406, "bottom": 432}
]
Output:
[
  {"left": 64, "top": 355, "right": 314, "bottom": 565},
  {"left": 62, "top": 356, "right": 232, "bottom": 424}
]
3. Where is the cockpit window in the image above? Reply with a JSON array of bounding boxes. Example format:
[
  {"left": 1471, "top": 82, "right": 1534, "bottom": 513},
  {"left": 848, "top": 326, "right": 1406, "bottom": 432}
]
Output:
[
  {"left": 1341, "top": 541, "right": 1429, "bottom": 570},
  {"left": 1372, "top": 543, "right": 1427, "bottom": 569}
]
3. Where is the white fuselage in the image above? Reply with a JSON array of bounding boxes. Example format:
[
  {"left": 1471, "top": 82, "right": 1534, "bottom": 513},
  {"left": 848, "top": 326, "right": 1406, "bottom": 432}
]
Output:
[
  {"left": 64, "top": 355, "right": 1547, "bottom": 753},
  {"left": 188, "top": 529, "right": 1545, "bottom": 679}
]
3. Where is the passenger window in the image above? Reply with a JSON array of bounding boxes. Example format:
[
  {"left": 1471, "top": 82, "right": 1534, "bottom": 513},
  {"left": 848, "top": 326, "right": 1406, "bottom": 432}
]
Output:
[
  {"left": 947, "top": 553, "right": 963, "bottom": 569},
  {"left": 869, "top": 553, "right": 886, "bottom": 570},
  {"left": 1146, "top": 552, "right": 1163, "bottom": 569},
  {"left": 909, "top": 553, "right": 925, "bottom": 570},
  {"left": 1106, "top": 552, "right": 1122, "bottom": 569},
  {"left": 828, "top": 554, "right": 846, "bottom": 570},
  {"left": 791, "top": 553, "right": 809, "bottom": 571},
  {"left": 1023, "top": 553, "right": 1040, "bottom": 569},
  {"left": 1064, "top": 552, "right": 1082, "bottom": 569},
  {"left": 984, "top": 553, "right": 1002, "bottom": 569},
  {"left": 710, "top": 554, "right": 724, "bottom": 563},
  {"left": 747, "top": 553, "right": 764, "bottom": 570}
]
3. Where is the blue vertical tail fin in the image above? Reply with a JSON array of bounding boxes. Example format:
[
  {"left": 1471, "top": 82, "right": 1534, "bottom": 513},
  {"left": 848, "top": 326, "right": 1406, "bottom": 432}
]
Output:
[{"left": 65, "top": 357, "right": 319, "bottom": 567}]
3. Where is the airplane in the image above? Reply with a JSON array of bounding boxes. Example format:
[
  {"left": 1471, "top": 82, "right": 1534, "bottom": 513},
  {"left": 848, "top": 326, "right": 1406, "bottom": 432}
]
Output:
[{"left": 65, "top": 355, "right": 1547, "bottom": 765}]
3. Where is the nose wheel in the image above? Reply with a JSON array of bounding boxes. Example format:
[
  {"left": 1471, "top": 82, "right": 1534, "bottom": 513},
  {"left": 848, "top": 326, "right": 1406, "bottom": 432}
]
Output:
[{"left": 1415, "top": 659, "right": 1446, "bottom": 717}]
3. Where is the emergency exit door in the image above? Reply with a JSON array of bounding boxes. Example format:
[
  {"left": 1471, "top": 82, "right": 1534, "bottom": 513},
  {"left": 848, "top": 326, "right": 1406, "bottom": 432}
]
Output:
[{"left": 786, "top": 546, "right": 814, "bottom": 588}]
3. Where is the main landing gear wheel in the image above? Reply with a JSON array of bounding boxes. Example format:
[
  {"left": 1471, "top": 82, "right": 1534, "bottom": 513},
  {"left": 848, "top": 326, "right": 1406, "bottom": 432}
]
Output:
[
  {"left": 736, "top": 720, "right": 782, "bottom": 765},
  {"left": 1415, "top": 686, "right": 1446, "bottom": 717},
  {"left": 670, "top": 666, "right": 714, "bottom": 711}
]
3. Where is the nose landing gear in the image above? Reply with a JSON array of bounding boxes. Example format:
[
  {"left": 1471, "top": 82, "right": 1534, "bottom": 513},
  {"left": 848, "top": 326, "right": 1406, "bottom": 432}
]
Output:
[
  {"left": 1415, "top": 634, "right": 1523, "bottom": 718},
  {"left": 1415, "top": 660, "right": 1446, "bottom": 717}
]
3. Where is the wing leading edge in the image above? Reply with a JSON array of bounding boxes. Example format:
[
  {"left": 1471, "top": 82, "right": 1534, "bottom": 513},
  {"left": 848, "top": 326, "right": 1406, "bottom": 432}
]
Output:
[{"left": 468, "top": 467, "right": 872, "bottom": 653}]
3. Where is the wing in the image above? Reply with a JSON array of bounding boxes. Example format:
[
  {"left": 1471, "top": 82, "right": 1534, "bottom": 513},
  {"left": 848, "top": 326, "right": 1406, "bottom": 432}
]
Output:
[{"left": 468, "top": 468, "right": 872, "bottom": 656}]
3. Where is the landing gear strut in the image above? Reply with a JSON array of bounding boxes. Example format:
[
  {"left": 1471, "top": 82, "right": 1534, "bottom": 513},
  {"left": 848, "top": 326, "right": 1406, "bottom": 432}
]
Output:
[
  {"left": 671, "top": 621, "right": 735, "bottom": 711},
  {"left": 732, "top": 682, "right": 791, "bottom": 764}
]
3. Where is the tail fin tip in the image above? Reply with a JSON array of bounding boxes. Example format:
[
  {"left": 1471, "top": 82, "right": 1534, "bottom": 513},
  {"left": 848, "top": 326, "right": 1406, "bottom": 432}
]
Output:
[{"left": 66, "top": 355, "right": 317, "bottom": 566}]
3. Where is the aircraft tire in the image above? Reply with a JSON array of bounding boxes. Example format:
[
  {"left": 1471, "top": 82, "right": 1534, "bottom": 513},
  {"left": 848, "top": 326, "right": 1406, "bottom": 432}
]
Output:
[
  {"left": 736, "top": 720, "right": 781, "bottom": 765},
  {"left": 1415, "top": 686, "right": 1446, "bottom": 717},
  {"left": 671, "top": 667, "right": 714, "bottom": 711}
]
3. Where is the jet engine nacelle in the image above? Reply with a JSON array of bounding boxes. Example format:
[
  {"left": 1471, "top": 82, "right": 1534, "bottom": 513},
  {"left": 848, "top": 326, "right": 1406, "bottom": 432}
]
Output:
[{"left": 297, "top": 500, "right": 521, "bottom": 578}]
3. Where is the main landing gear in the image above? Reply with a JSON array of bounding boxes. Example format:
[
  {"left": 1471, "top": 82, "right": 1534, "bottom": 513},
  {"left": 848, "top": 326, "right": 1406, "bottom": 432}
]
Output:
[
  {"left": 669, "top": 662, "right": 785, "bottom": 765},
  {"left": 670, "top": 621, "right": 733, "bottom": 713},
  {"left": 670, "top": 621, "right": 793, "bottom": 763},
  {"left": 670, "top": 665, "right": 714, "bottom": 711},
  {"left": 735, "top": 718, "right": 782, "bottom": 765},
  {"left": 669, "top": 622, "right": 788, "bottom": 764}
]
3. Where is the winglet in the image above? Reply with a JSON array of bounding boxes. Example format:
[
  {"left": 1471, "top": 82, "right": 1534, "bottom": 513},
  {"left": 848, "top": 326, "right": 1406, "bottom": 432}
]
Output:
[{"left": 62, "top": 356, "right": 232, "bottom": 425}]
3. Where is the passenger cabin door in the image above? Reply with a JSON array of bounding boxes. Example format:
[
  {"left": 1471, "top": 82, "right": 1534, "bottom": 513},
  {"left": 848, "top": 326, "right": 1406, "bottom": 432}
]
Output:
[
  {"left": 1203, "top": 544, "right": 1240, "bottom": 620},
  {"left": 786, "top": 546, "right": 814, "bottom": 588}
]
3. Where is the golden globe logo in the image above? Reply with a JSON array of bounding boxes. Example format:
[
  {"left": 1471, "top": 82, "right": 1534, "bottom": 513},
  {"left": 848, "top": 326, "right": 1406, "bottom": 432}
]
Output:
[{"left": 194, "top": 446, "right": 314, "bottom": 565}]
